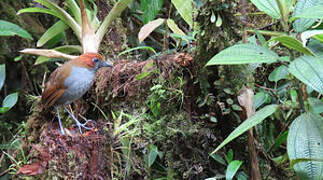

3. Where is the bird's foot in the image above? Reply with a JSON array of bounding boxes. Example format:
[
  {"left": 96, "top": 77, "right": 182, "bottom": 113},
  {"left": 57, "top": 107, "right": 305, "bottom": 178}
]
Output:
[{"left": 72, "top": 114, "right": 96, "bottom": 133}]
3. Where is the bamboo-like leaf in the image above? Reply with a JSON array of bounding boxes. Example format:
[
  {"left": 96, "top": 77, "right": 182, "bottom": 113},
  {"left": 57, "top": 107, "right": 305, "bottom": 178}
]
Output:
[
  {"left": 211, "top": 104, "right": 278, "bottom": 154},
  {"left": 20, "top": 48, "right": 77, "bottom": 60},
  {"left": 96, "top": 0, "right": 133, "bottom": 46},
  {"left": 66, "top": 0, "right": 81, "bottom": 24},
  {"left": 226, "top": 160, "right": 243, "bottom": 180},
  {"left": 287, "top": 112, "right": 323, "bottom": 179},
  {"left": 138, "top": 18, "right": 164, "bottom": 43},
  {"left": 288, "top": 56, "right": 323, "bottom": 94},
  {"left": 17, "top": 7, "right": 57, "bottom": 17},
  {"left": 34, "top": 45, "right": 82, "bottom": 65},
  {"left": 0, "top": 20, "right": 33, "bottom": 40},
  {"left": 206, "top": 44, "right": 279, "bottom": 65},
  {"left": 37, "top": 21, "right": 68, "bottom": 47},
  {"left": 33, "top": 0, "right": 81, "bottom": 40},
  {"left": 270, "top": 36, "right": 314, "bottom": 56},
  {"left": 171, "top": 0, "right": 193, "bottom": 28}
]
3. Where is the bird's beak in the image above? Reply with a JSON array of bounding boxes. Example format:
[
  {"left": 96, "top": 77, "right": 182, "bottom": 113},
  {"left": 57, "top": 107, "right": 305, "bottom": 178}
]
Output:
[{"left": 100, "top": 60, "right": 113, "bottom": 68}]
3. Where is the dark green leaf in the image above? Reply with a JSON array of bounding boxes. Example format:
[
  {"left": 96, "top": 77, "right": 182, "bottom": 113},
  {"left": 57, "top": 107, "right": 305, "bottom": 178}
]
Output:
[
  {"left": 0, "top": 20, "right": 32, "bottom": 40},
  {"left": 141, "top": 0, "right": 163, "bottom": 24},
  {"left": 270, "top": 131, "right": 288, "bottom": 152},
  {"left": 147, "top": 144, "right": 159, "bottom": 167},
  {"left": 210, "top": 154, "right": 226, "bottom": 166}
]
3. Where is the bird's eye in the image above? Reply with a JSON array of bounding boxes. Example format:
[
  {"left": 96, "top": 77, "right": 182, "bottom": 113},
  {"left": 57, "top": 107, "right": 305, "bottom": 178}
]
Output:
[{"left": 93, "top": 58, "right": 99, "bottom": 63}]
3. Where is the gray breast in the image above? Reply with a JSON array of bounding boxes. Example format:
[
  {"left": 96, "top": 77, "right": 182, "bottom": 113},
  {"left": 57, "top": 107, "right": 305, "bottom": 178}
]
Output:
[{"left": 55, "top": 66, "right": 95, "bottom": 106}]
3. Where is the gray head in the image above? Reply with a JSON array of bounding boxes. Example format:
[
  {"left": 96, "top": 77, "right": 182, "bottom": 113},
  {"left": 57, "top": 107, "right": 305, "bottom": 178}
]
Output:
[{"left": 92, "top": 57, "right": 113, "bottom": 71}]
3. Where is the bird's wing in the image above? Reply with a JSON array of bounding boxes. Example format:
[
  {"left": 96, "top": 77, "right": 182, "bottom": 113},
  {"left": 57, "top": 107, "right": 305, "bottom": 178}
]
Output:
[{"left": 41, "top": 63, "right": 71, "bottom": 107}]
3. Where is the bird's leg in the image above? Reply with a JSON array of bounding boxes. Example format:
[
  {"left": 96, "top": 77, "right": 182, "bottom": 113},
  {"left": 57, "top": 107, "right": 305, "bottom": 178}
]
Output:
[
  {"left": 63, "top": 106, "right": 92, "bottom": 134},
  {"left": 56, "top": 106, "right": 65, "bottom": 135}
]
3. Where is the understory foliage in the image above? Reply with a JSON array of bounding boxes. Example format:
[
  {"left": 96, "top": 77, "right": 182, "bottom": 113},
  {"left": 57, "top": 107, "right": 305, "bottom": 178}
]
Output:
[{"left": 0, "top": 0, "right": 322, "bottom": 180}]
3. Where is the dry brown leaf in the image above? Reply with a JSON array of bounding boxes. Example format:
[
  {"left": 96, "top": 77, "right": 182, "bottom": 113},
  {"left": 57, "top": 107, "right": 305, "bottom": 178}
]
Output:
[
  {"left": 238, "top": 86, "right": 255, "bottom": 118},
  {"left": 17, "top": 162, "right": 45, "bottom": 175},
  {"left": 138, "top": 18, "right": 164, "bottom": 43}
]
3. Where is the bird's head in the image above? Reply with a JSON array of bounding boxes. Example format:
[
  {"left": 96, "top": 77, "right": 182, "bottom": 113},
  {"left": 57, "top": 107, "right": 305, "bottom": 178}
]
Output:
[{"left": 78, "top": 53, "right": 113, "bottom": 71}]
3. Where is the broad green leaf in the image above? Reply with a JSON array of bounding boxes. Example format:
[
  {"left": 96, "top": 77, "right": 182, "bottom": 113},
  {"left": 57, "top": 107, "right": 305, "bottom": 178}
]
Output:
[
  {"left": 171, "top": 0, "right": 193, "bottom": 28},
  {"left": 288, "top": 56, "right": 323, "bottom": 94},
  {"left": 292, "top": 0, "right": 323, "bottom": 32},
  {"left": 166, "top": 19, "right": 185, "bottom": 35},
  {"left": 287, "top": 112, "right": 323, "bottom": 180},
  {"left": 211, "top": 104, "right": 278, "bottom": 154},
  {"left": 141, "top": 0, "right": 164, "bottom": 24},
  {"left": 268, "top": 65, "right": 289, "bottom": 83},
  {"left": 254, "top": 91, "right": 271, "bottom": 109},
  {"left": 270, "top": 36, "right": 314, "bottom": 56},
  {"left": 308, "top": 97, "right": 323, "bottom": 115},
  {"left": 295, "top": 5, "right": 323, "bottom": 19},
  {"left": 2, "top": 92, "right": 18, "bottom": 111},
  {"left": 37, "top": 21, "right": 68, "bottom": 47},
  {"left": 138, "top": 18, "right": 164, "bottom": 43},
  {"left": 250, "top": 0, "right": 281, "bottom": 19},
  {"left": 0, "top": 64, "right": 5, "bottom": 90},
  {"left": 206, "top": 44, "right": 278, "bottom": 66},
  {"left": 226, "top": 160, "right": 243, "bottom": 180},
  {"left": 0, "top": 20, "right": 32, "bottom": 40}
]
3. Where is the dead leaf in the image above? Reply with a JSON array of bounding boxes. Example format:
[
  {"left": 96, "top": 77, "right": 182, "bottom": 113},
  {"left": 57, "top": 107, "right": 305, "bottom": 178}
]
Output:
[
  {"left": 17, "top": 162, "right": 45, "bottom": 175},
  {"left": 138, "top": 18, "right": 164, "bottom": 43},
  {"left": 238, "top": 86, "right": 255, "bottom": 118}
]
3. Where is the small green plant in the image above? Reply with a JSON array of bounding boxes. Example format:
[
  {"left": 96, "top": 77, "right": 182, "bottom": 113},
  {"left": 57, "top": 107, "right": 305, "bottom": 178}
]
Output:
[
  {"left": 207, "top": 1, "right": 323, "bottom": 179},
  {"left": 18, "top": 0, "right": 133, "bottom": 64},
  {"left": 209, "top": 149, "right": 246, "bottom": 180}
]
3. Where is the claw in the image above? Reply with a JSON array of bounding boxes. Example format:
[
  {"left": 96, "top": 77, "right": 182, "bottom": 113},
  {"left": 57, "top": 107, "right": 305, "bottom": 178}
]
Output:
[{"left": 63, "top": 106, "right": 93, "bottom": 134}]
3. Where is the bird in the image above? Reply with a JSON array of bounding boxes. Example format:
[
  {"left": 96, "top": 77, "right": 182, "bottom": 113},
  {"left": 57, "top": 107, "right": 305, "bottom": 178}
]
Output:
[{"left": 41, "top": 52, "right": 113, "bottom": 135}]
